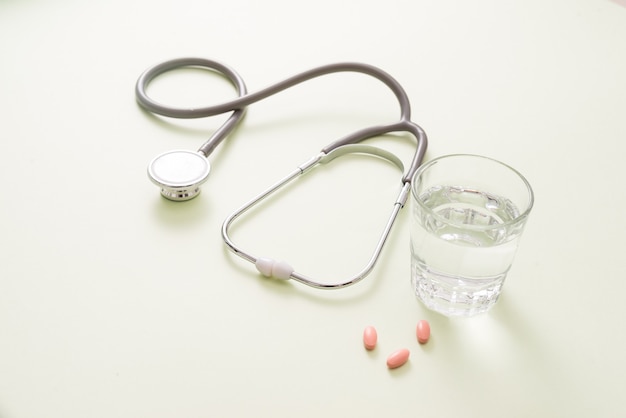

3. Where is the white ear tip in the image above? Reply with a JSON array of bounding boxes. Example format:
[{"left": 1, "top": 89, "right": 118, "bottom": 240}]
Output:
[
  {"left": 254, "top": 258, "right": 293, "bottom": 280},
  {"left": 255, "top": 257, "right": 274, "bottom": 277},
  {"left": 272, "top": 260, "right": 294, "bottom": 280}
]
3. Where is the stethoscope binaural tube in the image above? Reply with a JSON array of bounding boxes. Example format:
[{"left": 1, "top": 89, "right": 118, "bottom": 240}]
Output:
[
  {"left": 135, "top": 57, "right": 428, "bottom": 288},
  {"left": 221, "top": 144, "right": 415, "bottom": 289}
]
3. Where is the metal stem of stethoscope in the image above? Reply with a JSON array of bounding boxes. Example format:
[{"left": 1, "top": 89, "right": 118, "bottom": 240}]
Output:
[{"left": 135, "top": 58, "right": 428, "bottom": 289}]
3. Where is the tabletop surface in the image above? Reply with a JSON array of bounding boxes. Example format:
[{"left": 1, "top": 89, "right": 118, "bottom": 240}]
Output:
[{"left": 1, "top": 0, "right": 625, "bottom": 417}]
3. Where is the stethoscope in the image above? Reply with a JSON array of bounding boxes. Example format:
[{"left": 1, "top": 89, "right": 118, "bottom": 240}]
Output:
[{"left": 135, "top": 57, "right": 428, "bottom": 289}]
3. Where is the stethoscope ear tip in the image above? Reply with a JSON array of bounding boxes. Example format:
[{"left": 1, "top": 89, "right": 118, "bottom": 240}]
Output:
[{"left": 147, "top": 149, "right": 211, "bottom": 201}]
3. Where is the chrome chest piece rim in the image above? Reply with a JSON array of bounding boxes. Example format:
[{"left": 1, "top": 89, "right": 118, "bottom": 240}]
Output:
[{"left": 147, "top": 150, "right": 211, "bottom": 201}]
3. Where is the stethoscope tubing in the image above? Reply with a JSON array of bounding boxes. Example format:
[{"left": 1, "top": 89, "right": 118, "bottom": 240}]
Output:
[
  {"left": 135, "top": 58, "right": 427, "bottom": 182},
  {"left": 136, "top": 59, "right": 411, "bottom": 120},
  {"left": 135, "top": 57, "right": 248, "bottom": 157}
]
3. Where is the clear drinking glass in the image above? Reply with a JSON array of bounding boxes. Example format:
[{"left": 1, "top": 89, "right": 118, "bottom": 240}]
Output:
[{"left": 410, "top": 154, "right": 534, "bottom": 317}]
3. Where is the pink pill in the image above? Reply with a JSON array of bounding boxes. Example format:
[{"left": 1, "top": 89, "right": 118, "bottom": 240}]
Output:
[
  {"left": 386, "top": 348, "right": 410, "bottom": 369},
  {"left": 363, "top": 325, "right": 378, "bottom": 350},
  {"left": 417, "top": 320, "right": 430, "bottom": 344}
]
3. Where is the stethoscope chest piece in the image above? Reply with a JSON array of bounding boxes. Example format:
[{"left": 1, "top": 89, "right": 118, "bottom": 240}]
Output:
[{"left": 147, "top": 150, "right": 211, "bottom": 201}]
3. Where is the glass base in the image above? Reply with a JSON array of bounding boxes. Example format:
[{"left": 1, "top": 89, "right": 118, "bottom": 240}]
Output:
[{"left": 411, "top": 259, "right": 506, "bottom": 317}]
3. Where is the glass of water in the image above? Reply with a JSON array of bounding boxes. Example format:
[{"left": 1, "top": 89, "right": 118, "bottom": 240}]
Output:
[{"left": 410, "top": 154, "right": 534, "bottom": 317}]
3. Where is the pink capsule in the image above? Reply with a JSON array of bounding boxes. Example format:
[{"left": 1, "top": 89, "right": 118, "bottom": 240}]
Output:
[
  {"left": 363, "top": 325, "right": 378, "bottom": 350},
  {"left": 386, "top": 348, "right": 410, "bottom": 369},
  {"left": 417, "top": 320, "right": 430, "bottom": 344}
]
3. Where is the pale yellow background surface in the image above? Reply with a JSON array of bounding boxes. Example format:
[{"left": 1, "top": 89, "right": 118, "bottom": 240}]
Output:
[{"left": 1, "top": 0, "right": 625, "bottom": 417}]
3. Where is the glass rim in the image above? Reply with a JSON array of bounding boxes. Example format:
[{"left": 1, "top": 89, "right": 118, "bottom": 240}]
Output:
[{"left": 410, "top": 154, "right": 534, "bottom": 231}]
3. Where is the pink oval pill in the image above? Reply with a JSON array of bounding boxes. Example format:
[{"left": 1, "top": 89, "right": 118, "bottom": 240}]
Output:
[
  {"left": 417, "top": 319, "right": 430, "bottom": 344},
  {"left": 363, "top": 325, "right": 377, "bottom": 350},
  {"left": 386, "top": 348, "right": 410, "bottom": 369}
]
